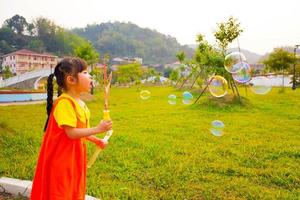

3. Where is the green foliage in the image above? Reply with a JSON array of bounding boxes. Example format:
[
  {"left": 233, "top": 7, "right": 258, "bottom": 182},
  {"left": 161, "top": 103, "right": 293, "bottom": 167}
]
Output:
[
  {"left": 142, "top": 67, "right": 159, "bottom": 79},
  {"left": 214, "top": 16, "right": 243, "bottom": 55},
  {"left": 263, "top": 48, "right": 295, "bottom": 72},
  {"left": 176, "top": 51, "right": 186, "bottom": 62},
  {"left": 74, "top": 42, "right": 99, "bottom": 65},
  {"left": 90, "top": 67, "right": 103, "bottom": 85},
  {"left": 169, "top": 69, "right": 179, "bottom": 82},
  {"left": 163, "top": 67, "right": 172, "bottom": 78},
  {"left": 0, "top": 87, "right": 299, "bottom": 199},
  {"left": 115, "top": 63, "right": 142, "bottom": 84},
  {"left": 0, "top": 15, "right": 95, "bottom": 57},
  {"left": 3, "top": 14, "right": 31, "bottom": 35},
  {"left": 1, "top": 66, "right": 14, "bottom": 79},
  {"left": 73, "top": 22, "right": 194, "bottom": 64}
]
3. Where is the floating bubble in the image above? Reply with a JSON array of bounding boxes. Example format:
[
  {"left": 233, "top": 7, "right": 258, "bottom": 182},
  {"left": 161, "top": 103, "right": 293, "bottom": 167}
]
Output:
[
  {"left": 249, "top": 76, "right": 272, "bottom": 95},
  {"left": 182, "top": 91, "right": 193, "bottom": 105},
  {"left": 208, "top": 76, "right": 228, "bottom": 98},
  {"left": 232, "top": 62, "right": 252, "bottom": 83},
  {"left": 224, "top": 52, "right": 247, "bottom": 73},
  {"left": 210, "top": 120, "right": 225, "bottom": 137},
  {"left": 168, "top": 94, "right": 177, "bottom": 105},
  {"left": 140, "top": 90, "right": 151, "bottom": 100}
]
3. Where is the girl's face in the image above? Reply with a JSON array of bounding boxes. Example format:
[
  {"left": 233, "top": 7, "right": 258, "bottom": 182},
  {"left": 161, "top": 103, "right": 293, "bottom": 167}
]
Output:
[{"left": 75, "top": 70, "right": 92, "bottom": 93}]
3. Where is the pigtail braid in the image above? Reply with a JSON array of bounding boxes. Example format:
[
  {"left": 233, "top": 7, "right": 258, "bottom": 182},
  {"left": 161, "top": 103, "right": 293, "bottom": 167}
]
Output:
[{"left": 44, "top": 73, "right": 55, "bottom": 131}]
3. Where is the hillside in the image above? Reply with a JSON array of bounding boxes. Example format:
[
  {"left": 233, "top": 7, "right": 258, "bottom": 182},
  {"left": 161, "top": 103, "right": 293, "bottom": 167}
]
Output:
[{"left": 72, "top": 22, "right": 194, "bottom": 65}]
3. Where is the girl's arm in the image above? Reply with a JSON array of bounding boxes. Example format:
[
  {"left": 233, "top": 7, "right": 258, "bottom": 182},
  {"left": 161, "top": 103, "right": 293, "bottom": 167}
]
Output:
[
  {"left": 86, "top": 135, "right": 107, "bottom": 149},
  {"left": 63, "top": 120, "right": 112, "bottom": 139}
]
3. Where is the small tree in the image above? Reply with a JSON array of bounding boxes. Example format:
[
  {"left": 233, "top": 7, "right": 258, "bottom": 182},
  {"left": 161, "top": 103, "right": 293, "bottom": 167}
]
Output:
[
  {"left": 2, "top": 66, "right": 14, "bottom": 79},
  {"left": 74, "top": 42, "right": 99, "bottom": 94},
  {"left": 169, "top": 69, "right": 180, "bottom": 84},
  {"left": 263, "top": 48, "right": 295, "bottom": 89},
  {"left": 115, "top": 63, "right": 142, "bottom": 85},
  {"left": 214, "top": 16, "right": 244, "bottom": 100}
]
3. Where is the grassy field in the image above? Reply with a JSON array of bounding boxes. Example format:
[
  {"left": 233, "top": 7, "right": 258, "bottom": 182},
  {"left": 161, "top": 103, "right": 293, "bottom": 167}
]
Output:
[{"left": 0, "top": 86, "right": 299, "bottom": 199}]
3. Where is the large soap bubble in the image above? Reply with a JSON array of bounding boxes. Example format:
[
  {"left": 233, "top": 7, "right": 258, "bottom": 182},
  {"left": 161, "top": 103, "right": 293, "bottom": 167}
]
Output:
[
  {"left": 232, "top": 62, "right": 252, "bottom": 83},
  {"left": 249, "top": 76, "right": 272, "bottom": 95},
  {"left": 224, "top": 52, "right": 247, "bottom": 73},
  {"left": 208, "top": 76, "right": 228, "bottom": 98}
]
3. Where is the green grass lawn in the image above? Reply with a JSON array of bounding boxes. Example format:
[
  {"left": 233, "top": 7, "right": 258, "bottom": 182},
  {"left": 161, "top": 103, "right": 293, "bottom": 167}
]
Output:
[{"left": 0, "top": 86, "right": 299, "bottom": 199}]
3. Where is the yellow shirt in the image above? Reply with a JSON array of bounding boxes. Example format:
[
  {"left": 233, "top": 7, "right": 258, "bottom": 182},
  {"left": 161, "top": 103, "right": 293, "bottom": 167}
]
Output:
[{"left": 53, "top": 93, "right": 90, "bottom": 128}]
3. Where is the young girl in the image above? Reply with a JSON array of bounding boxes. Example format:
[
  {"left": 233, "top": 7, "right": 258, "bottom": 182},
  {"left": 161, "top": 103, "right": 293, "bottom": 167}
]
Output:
[{"left": 30, "top": 57, "right": 112, "bottom": 200}]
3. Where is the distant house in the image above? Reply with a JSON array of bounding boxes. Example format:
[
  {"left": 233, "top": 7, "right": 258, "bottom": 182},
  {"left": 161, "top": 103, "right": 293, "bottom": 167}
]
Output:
[
  {"left": 165, "top": 61, "right": 182, "bottom": 69},
  {"left": 141, "top": 76, "right": 169, "bottom": 84},
  {"left": 1, "top": 49, "right": 58, "bottom": 74},
  {"left": 111, "top": 57, "right": 143, "bottom": 65}
]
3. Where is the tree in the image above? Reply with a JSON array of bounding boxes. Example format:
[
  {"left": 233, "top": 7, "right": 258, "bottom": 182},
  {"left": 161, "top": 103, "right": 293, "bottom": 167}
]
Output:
[
  {"left": 163, "top": 67, "right": 172, "bottom": 77},
  {"left": 175, "top": 51, "right": 188, "bottom": 87},
  {"left": 214, "top": 16, "right": 244, "bottom": 100},
  {"left": 115, "top": 63, "right": 142, "bottom": 85},
  {"left": 74, "top": 42, "right": 100, "bottom": 94},
  {"left": 214, "top": 16, "right": 243, "bottom": 56},
  {"left": 263, "top": 48, "right": 295, "bottom": 89},
  {"left": 74, "top": 42, "right": 99, "bottom": 66},
  {"left": 263, "top": 48, "right": 294, "bottom": 72},
  {"left": 169, "top": 69, "right": 180, "bottom": 83},
  {"left": 3, "top": 15, "right": 29, "bottom": 35},
  {"left": 1, "top": 66, "right": 14, "bottom": 79}
]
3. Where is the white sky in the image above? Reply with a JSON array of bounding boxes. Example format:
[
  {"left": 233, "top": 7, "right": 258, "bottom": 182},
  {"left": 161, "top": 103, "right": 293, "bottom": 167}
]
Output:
[{"left": 1, "top": 0, "right": 300, "bottom": 55}]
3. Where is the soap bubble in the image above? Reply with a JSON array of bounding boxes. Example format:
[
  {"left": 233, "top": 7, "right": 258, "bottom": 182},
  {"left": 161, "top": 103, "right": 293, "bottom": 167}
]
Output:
[
  {"left": 224, "top": 52, "right": 247, "bottom": 73},
  {"left": 182, "top": 91, "right": 193, "bottom": 105},
  {"left": 168, "top": 94, "right": 177, "bottom": 105},
  {"left": 249, "top": 76, "right": 272, "bottom": 95},
  {"left": 232, "top": 62, "right": 252, "bottom": 83},
  {"left": 210, "top": 120, "right": 225, "bottom": 137},
  {"left": 208, "top": 76, "right": 228, "bottom": 98},
  {"left": 140, "top": 90, "right": 151, "bottom": 100}
]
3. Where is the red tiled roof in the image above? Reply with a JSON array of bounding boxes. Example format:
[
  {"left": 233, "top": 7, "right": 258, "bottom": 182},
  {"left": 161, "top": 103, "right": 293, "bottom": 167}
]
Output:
[{"left": 5, "top": 49, "right": 57, "bottom": 58}]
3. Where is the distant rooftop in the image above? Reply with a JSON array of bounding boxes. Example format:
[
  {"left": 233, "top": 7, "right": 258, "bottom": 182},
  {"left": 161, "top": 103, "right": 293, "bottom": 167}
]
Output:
[{"left": 3, "top": 49, "right": 57, "bottom": 57}]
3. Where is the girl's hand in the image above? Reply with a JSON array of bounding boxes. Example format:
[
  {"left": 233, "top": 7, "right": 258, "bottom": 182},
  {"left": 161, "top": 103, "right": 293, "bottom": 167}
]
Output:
[
  {"left": 95, "top": 138, "right": 108, "bottom": 149},
  {"left": 97, "top": 120, "right": 113, "bottom": 133}
]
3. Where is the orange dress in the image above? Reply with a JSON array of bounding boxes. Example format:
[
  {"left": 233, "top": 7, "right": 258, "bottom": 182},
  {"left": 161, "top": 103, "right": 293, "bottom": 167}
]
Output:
[{"left": 31, "top": 95, "right": 89, "bottom": 200}]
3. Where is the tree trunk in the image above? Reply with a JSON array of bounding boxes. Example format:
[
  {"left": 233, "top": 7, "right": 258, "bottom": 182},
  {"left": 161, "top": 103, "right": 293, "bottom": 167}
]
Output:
[
  {"left": 229, "top": 78, "right": 235, "bottom": 95},
  {"left": 180, "top": 73, "right": 193, "bottom": 89},
  {"left": 231, "top": 75, "right": 241, "bottom": 103},
  {"left": 190, "top": 72, "right": 201, "bottom": 89},
  {"left": 194, "top": 78, "right": 214, "bottom": 104},
  {"left": 175, "top": 76, "right": 183, "bottom": 87}
]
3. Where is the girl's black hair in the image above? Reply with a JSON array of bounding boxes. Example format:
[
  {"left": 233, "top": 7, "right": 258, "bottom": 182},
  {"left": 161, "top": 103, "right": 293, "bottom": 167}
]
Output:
[{"left": 44, "top": 57, "right": 88, "bottom": 131}]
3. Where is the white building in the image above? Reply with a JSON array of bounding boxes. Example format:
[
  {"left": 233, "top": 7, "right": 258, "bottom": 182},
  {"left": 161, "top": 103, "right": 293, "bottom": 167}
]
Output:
[{"left": 1, "top": 49, "right": 58, "bottom": 74}]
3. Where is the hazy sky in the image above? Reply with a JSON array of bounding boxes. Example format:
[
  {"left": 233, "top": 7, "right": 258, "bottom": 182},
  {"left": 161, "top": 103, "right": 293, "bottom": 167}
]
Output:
[{"left": 1, "top": 0, "right": 300, "bottom": 54}]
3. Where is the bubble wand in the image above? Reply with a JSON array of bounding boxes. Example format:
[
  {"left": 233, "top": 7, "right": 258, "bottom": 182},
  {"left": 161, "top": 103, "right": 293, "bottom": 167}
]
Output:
[{"left": 87, "top": 64, "right": 113, "bottom": 168}]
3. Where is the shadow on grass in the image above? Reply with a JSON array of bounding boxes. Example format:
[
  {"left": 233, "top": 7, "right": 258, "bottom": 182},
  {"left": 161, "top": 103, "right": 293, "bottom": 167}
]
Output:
[{"left": 191, "top": 93, "right": 253, "bottom": 111}]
